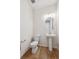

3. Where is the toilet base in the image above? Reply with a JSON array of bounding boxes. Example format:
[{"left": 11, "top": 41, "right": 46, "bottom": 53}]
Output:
[{"left": 32, "top": 47, "right": 38, "bottom": 54}]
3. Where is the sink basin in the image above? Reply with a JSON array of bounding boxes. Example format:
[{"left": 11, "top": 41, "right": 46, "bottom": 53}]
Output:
[{"left": 46, "top": 33, "right": 56, "bottom": 37}]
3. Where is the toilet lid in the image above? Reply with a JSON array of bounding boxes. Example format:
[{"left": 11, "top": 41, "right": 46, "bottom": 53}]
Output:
[{"left": 31, "top": 41, "right": 38, "bottom": 45}]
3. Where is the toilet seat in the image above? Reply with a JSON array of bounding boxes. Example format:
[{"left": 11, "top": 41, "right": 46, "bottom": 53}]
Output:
[{"left": 31, "top": 41, "right": 38, "bottom": 46}]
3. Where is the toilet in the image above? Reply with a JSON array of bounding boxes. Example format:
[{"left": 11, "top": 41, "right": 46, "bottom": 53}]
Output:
[{"left": 30, "top": 34, "right": 40, "bottom": 54}]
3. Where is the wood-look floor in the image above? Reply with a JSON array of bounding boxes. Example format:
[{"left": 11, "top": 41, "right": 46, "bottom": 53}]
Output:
[{"left": 21, "top": 46, "right": 59, "bottom": 59}]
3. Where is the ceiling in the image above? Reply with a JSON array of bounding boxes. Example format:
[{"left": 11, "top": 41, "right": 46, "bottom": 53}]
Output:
[{"left": 30, "top": 0, "right": 58, "bottom": 9}]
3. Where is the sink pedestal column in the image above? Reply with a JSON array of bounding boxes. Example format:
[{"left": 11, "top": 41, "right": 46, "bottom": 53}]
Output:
[
  {"left": 46, "top": 34, "right": 56, "bottom": 52},
  {"left": 48, "top": 37, "right": 53, "bottom": 51}
]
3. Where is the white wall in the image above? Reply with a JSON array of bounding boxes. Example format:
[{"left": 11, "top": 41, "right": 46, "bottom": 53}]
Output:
[
  {"left": 33, "top": 4, "right": 59, "bottom": 48},
  {"left": 20, "top": 0, "right": 33, "bottom": 57}
]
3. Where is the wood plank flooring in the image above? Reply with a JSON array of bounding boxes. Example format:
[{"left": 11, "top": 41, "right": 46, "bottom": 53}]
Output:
[{"left": 21, "top": 46, "right": 59, "bottom": 59}]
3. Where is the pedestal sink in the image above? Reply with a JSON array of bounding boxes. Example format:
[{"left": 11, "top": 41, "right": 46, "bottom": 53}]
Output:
[{"left": 46, "top": 33, "right": 56, "bottom": 51}]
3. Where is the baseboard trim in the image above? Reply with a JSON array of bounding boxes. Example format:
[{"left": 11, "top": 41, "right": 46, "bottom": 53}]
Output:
[{"left": 38, "top": 43, "right": 59, "bottom": 49}]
